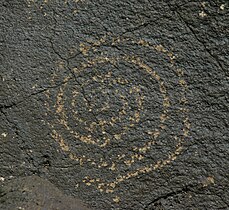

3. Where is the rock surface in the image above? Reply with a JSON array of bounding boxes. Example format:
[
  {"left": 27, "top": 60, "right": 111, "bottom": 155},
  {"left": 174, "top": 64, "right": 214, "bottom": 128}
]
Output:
[
  {"left": 0, "top": 176, "right": 89, "bottom": 210},
  {"left": 0, "top": 0, "right": 228, "bottom": 209}
]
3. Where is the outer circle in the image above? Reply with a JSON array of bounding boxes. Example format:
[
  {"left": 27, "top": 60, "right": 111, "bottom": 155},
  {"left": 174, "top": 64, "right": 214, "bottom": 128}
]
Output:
[{"left": 46, "top": 36, "right": 190, "bottom": 193}]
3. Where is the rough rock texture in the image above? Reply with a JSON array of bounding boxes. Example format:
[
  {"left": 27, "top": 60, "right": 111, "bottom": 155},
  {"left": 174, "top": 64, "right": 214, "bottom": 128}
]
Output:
[
  {"left": 0, "top": 176, "right": 89, "bottom": 210},
  {"left": 0, "top": 0, "right": 228, "bottom": 209}
]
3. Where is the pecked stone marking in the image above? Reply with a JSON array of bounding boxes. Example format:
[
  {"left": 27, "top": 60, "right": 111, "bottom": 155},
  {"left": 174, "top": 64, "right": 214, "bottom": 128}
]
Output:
[{"left": 45, "top": 36, "right": 190, "bottom": 196}]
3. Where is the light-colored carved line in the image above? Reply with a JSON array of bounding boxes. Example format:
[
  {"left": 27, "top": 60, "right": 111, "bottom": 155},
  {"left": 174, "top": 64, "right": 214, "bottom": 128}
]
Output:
[
  {"left": 78, "top": 38, "right": 189, "bottom": 192},
  {"left": 44, "top": 36, "right": 190, "bottom": 195},
  {"left": 49, "top": 55, "right": 169, "bottom": 171}
]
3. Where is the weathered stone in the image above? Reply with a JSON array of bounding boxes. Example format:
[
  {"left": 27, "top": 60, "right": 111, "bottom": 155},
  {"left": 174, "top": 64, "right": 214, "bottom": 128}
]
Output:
[{"left": 0, "top": 0, "right": 228, "bottom": 209}]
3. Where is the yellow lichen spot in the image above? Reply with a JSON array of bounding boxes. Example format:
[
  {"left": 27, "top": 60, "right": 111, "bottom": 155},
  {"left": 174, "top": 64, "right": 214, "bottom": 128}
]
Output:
[
  {"left": 134, "top": 111, "right": 140, "bottom": 122},
  {"left": 57, "top": 61, "right": 65, "bottom": 69},
  {"left": 167, "top": 52, "right": 174, "bottom": 59},
  {"left": 179, "top": 79, "right": 187, "bottom": 87},
  {"left": 130, "top": 171, "right": 139, "bottom": 178},
  {"left": 114, "top": 134, "right": 122, "bottom": 140},
  {"left": 98, "top": 183, "right": 104, "bottom": 189},
  {"left": 110, "top": 183, "right": 116, "bottom": 188},
  {"left": 121, "top": 109, "right": 127, "bottom": 116},
  {"left": 155, "top": 74, "right": 160, "bottom": 81},
  {"left": 1, "top": 133, "right": 7, "bottom": 137},
  {"left": 138, "top": 39, "right": 149, "bottom": 47},
  {"left": 100, "top": 138, "right": 110, "bottom": 147},
  {"left": 109, "top": 163, "right": 116, "bottom": 171},
  {"left": 138, "top": 147, "right": 147, "bottom": 153},
  {"left": 199, "top": 11, "right": 207, "bottom": 17},
  {"left": 152, "top": 130, "right": 160, "bottom": 139},
  {"left": 137, "top": 154, "right": 144, "bottom": 160},
  {"left": 176, "top": 68, "right": 184, "bottom": 76},
  {"left": 159, "top": 82, "right": 166, "bottom": 93},
  {"left": 117, "top": 77, "right": 128, "bottom": 84},
  {"left": 185, "top": 120, "right": 191, "bottom": 130},
  {"left": 147, "top": 131, "right": 153, "bottom": 135},
  {"left": 51, "top": 130, "right": 69, "bottom": 152},
  {"left": 115, "top": 175, "right": 124, "bottom": 183},
  {"left": 163, "top": 97, "right": 170, "bottom": 108},
  {"left": 69, "top": 153, "right": 79, "bottom": 161},
  {"left": 201, "top": 2, "right": 207, "bottom": 7},
  {"left": 106, "top": 188, "right": 114, "bottom": 193},
  {"left": 180, "top": 97, "right": 188, "bottom": 104},
  {"left": 79, "top": 158, "right": 84, "bottom": 166},
  {"left": 145, "top": 166, "right": 152, "bottom": 173},
  {"left": 220, "top": 4, "right": 225, "bottom": 10},
  {"left": 113, "top": 196, "right": 120, "bottom": 203},
  {"left": 86, "top": 182, "right": 91, "bottom": 186},
  {"left": 159, "top": 124, "right": 166, "bottom": 129},
  {"left": 203, "top": 176, "right": 215, "bottom": 187},
  {"left": 160, "top": 114, "right": 167, "bottom": 123},
  {"left": 73, "top": 9, "right": 78, "bottom": 14},
  {"left": 155, "top": 45, "right": 167, "bottom": 53},
  {"left": 101, "top": 162, "right": 108, "bottom": 167},
  {"left": 80, "top": 43, "right": 90, "bottom": 55},
  {"left": 124, "top": 159, "right": 132, "bottom": 166},
  {"left": 118, "top": 154, "right": 125, "bottom": 159}
]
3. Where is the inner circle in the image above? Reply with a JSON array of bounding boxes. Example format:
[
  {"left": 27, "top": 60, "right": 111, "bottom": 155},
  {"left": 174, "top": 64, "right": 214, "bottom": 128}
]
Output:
[{"left": 57, "top": 56, "right": 168, "bottom": 150}]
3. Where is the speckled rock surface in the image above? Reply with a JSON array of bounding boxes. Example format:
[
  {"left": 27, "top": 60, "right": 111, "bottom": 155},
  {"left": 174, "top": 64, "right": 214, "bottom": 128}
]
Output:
[
  {"left": 0, "top": 176, "right": 89, "bottom": 210},
  {"left": 0, "top": 0, "right": 228, "bottom": 209}
]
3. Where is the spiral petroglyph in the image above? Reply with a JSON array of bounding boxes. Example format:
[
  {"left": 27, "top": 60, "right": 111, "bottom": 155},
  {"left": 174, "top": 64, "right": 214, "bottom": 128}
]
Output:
[{"left": 45, "top": 35, "right": 190, "bottom": 195}]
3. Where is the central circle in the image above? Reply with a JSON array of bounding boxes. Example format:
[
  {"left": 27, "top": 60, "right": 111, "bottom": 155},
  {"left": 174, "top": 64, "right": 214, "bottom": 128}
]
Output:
[{"left": 78, "top": 72, "right": 143, "bottom": 142}]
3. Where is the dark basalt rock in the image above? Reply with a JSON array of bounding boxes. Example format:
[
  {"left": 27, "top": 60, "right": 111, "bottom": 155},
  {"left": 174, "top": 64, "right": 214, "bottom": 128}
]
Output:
[
  {"left": 0, "top": 176, "right": 90, "bottom": 210},
  {"left": 0, "top": 0, "right": 228, "bottom": 209}
]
